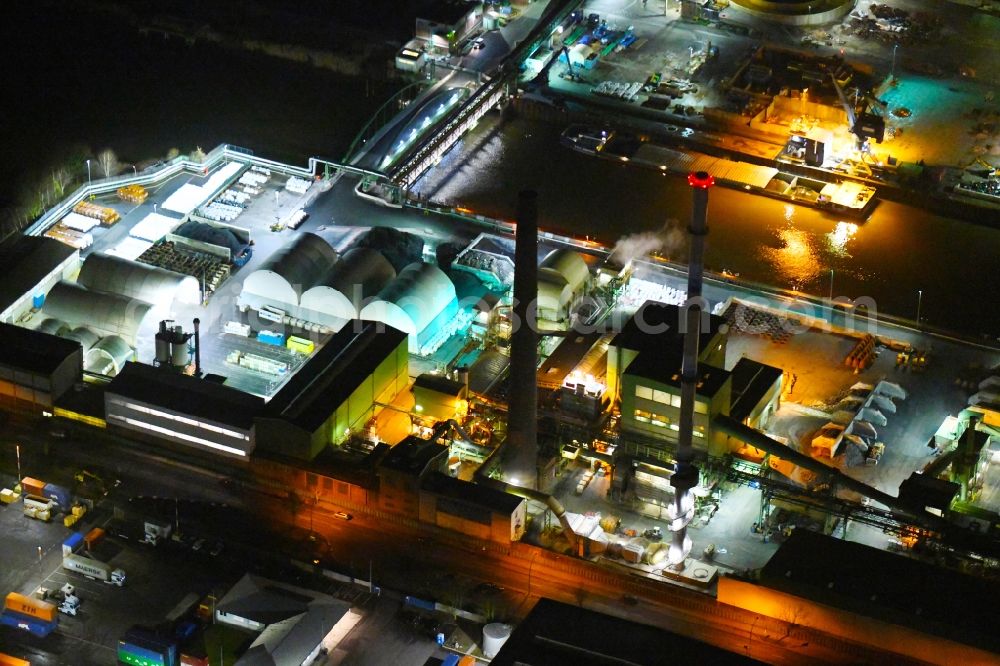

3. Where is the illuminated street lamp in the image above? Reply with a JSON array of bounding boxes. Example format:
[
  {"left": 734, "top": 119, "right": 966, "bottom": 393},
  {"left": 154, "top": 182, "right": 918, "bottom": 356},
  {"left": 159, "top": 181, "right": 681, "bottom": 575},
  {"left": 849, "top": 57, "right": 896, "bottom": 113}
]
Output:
[
  {"left": 891, "top": 44, "right": 898, "bottom": 80},
  {"left": 916, "top": 289, "right": 923, "bottom": 325},
  {"left": 86, "top": 159, "right": 92, "bottom": 189},
  {"left": 828, "top": 269, "right": 834, "bottom": 301},
  {"left": 15, "top": 444, "right": 21, "bottom": 482},
  {"left": 132, "top": 164, "right": 137, "bottom": 177}
]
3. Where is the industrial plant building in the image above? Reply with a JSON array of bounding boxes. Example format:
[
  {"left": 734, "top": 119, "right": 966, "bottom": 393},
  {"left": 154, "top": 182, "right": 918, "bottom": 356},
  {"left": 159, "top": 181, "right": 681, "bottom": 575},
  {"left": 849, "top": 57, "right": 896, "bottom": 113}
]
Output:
[
  {"left": 254, "top": 321, "right": 410, "bottom": 461},
  {"left": 0, "top": 322, "right": 83, "bottom": 412},
  {"left": 105, "top": 362, "right": 263, "bottom": 459},
  {"left": 536, "top": 248, "right": 591, "bottom": 326},
  {"left": 606, "top": 301, "right": 783, "bottom": 460},
  {"left": 0, "top": 235, "right": 78, "bottom": 325},
  {"left": 214, "top": 574, "right": 354, "bottom": 665}
]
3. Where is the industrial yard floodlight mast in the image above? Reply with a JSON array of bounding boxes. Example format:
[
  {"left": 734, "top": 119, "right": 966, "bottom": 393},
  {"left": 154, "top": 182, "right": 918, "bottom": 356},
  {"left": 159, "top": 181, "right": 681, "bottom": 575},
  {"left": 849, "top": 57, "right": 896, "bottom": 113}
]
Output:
[{"left": 667, "top": 171, "right": 715, "bottom": 571}]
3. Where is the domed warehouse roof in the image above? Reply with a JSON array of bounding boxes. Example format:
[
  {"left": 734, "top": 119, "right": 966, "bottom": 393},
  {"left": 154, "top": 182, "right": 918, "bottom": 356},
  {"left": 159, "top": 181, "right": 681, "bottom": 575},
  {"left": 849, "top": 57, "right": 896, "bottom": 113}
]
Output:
[
  {"left": 241, "top": 232, "right": 338, "bottom": 307},
  {"left": 300, "top": 248, "right": 397, "bottom": 321},
  {"left": 78, "top": 252, "right": 201, "bottom": 306},
  {"left": 360, "top": 262, "right": 458, "bottom": 353}
]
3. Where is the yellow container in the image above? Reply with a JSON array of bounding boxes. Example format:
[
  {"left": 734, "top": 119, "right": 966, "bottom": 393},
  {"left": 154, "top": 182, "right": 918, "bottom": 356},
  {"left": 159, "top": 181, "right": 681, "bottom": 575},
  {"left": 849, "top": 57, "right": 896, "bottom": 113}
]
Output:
[
  {"left": 64, "top": 514, "right": 78, "bottom": 527},
  {"left": 72, "top": 505, "right": 87, "bottom": 517},
  {"left": 0, "top": 489, "right": 17, "bottom": 504},
  {"left": 286, "top": 335, "right": 315, "bottom": 355}
]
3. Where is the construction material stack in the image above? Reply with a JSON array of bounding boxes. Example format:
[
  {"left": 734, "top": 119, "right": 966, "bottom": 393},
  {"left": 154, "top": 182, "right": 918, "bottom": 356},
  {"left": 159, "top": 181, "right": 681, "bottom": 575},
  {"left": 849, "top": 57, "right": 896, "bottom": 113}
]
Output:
[
  {"left": 117, "top": 184, "right": 149, "bottom": 203},
  {"left": 74, "top": 200, "right": 121, "bottom": 226}
]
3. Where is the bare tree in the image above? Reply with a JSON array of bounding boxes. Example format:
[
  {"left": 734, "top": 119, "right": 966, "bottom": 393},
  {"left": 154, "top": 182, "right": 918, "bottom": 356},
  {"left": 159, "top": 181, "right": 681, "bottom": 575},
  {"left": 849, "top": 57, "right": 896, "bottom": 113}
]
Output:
[
  {"left": 166, "top": 147, "right": 180, "bottom": 160},
  {"left": 191, "top": 146, "right": 207, "bottom": 163},
  {"left": 50, "top": 168, "right": 72, "bottom": 198},
  {"left": 97, "top": 148, "right": 120, "bottom": 178}
]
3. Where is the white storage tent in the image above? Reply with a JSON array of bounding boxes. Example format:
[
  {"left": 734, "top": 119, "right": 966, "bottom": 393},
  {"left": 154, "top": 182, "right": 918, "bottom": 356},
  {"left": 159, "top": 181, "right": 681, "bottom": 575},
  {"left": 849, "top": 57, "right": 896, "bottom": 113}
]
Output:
[
  {"left": 41, "top": 281, "right": 157, "bottom": 348},
  {"left": 241, "top": 232, "right": 338, "bottom": 308},
  {"left": 359, "top": 262, "right": 457, "bottom": 353},
  {"left": 78, "top": 253, "right": 201, "bottom": 305},
  {"left": 84, "top": 335, "right": 134, "bottom": 376},
  {"left": 162, "top": 161, "right": 244, "bottom": 215},
  {"left": 60, "top": 212, "right": 100, "bottom": 233},
  {"left": 299, "top": 248, "right": 397, "bottom": 321},
  {"left": 130, "top": 212, "right": 182, "bottom": 242},
  {"left": 106, "top": 237, "right": 155, "bottom": 261}
]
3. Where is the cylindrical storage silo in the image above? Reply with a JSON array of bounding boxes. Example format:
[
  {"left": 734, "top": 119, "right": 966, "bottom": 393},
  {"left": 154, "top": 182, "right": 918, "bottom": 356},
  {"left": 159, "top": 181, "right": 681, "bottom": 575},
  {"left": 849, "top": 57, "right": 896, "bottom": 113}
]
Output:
[
  {"left": 155, "top": 335, "right": 171, "bottom": 365},
  {"left": 482, "top": 623, "right": 512, "bottom": 658},
  {"left": 170, "top": 338, "right": 190, "bottom": 368}
]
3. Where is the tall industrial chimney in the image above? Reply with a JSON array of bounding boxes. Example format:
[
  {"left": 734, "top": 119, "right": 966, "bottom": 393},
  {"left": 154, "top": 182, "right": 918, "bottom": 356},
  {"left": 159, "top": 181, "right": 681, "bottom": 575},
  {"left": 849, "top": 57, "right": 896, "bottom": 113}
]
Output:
[
  {"left": 668, "top": 171, "right": 715, "bottom": 570},
  {"left": 505, "top": 190, "right": 539, "bottom": 488}
]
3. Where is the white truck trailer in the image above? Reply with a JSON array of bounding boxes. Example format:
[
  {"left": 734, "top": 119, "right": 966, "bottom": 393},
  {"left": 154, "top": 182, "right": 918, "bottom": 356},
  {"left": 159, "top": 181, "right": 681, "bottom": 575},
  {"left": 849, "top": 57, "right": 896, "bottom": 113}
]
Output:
[{"left": 62, "top": 553, "right": 125, "bottom": 586}]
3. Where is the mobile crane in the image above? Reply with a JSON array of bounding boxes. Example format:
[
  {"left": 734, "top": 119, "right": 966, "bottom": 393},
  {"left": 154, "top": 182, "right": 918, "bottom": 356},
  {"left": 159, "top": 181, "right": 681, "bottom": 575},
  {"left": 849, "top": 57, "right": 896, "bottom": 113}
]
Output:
[{"left": 830, "top": 71, "right": 888, "bottom": 147}]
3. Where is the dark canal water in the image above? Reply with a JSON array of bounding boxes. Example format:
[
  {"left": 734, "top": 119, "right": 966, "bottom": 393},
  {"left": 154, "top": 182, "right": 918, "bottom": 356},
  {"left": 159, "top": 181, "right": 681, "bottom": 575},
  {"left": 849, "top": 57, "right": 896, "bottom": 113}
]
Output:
[{"left": 416, "top": 114, "right": 1000, "bottom": 340}]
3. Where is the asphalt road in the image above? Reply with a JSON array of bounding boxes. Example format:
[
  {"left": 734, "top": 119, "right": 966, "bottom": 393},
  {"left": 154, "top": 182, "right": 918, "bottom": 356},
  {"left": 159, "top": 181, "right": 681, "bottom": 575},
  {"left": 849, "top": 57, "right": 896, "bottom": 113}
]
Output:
[{"left": 0, "top": 418, "right": 935, "bottom": 664}]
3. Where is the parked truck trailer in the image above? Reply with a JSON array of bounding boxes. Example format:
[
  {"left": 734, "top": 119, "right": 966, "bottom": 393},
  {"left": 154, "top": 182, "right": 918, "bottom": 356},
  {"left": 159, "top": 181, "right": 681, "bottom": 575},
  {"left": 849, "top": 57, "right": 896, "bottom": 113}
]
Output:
[{"left": 62, "top": 553, "right": 126, "bottom": 586}]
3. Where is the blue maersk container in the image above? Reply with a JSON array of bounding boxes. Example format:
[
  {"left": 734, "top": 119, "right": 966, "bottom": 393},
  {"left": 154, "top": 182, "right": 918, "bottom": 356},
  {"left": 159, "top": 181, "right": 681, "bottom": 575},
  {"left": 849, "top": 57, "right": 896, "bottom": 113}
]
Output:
[
  {"left": 0, "top": 610, "right": 58, "bottom": 637},
  {"left": 63, "top": 532, "right": 85, "bottom": 554},
  {"left": 43, "top": 483, "right": 71, "bottom": 511},
  {"left": 257, "top": 330, "right": 285, "bottom": 346}
]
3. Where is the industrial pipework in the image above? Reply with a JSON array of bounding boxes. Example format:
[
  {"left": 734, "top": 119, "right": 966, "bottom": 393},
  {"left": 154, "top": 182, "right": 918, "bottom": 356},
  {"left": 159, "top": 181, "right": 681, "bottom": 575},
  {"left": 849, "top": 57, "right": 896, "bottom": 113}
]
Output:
[
  {"left": 668, "top": 171, "right": 716, "bottom": 570},
  {"left": 193, "top": 317, "right": 201, "bottom": 378}
]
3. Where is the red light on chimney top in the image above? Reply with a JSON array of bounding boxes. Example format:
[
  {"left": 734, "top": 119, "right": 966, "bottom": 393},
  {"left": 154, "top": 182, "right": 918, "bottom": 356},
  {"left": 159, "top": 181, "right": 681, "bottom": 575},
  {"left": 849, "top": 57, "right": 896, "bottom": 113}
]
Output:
[{"left": 687, "top": 172, "right": 715, "bottom": 188}]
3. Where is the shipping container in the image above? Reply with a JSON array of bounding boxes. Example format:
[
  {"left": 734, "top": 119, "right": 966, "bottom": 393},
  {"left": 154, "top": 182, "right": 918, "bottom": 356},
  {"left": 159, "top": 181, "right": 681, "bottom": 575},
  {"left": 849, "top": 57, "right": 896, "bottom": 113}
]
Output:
[
  {"left": 285, "top": 335, "right": 315, "bottom": 354},
  {"left": 0, "top": 489, "right": 18, "bottom": 504},
  {"left": 63, "top": 532, "right": 85, "bottom": 556},
  {"left": 0, "top": 651, "right": 32, "bottom": 666},
  {"left": 118, "top": 642, "right": 170, "bottom": 666},
  {"left": 84, "top": 527, "right": 105, "bottom": 550},
  {"left": 0, "top": 610, "right": 58, "bottom": 637},
  {"left": 257, "top": 330, "right": 285, "bottom": 346},
  {"left": 43, "top": 483, "right": 71, "bottom": 511},
  {"left": 20, "top": 477, "right": 45, "bottom": 496},
  {"left": 5, "top": 592, "right": 57, "bottom": 623},
  {"left": 120, "top": 626, "right": 178, "bottom": 666}
]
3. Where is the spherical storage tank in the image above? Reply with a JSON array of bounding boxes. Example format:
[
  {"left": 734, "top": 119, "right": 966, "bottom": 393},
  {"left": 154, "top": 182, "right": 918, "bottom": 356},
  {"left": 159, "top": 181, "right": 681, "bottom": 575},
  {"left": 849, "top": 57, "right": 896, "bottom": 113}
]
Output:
[
  {"left": 78, "top": 252, "right": 200, "bottom": 306},
  {"left": 482, "top": 623, "right": 512, "bottom": 658},
  {"left": 241, "top": 232, "right": 338, "bottom": 308},
  {"left": 359, "top": 262, "right": 457, "bottom": 352},
  {"left": 300, "top": 248, "right": 396, "bottom": 321}
]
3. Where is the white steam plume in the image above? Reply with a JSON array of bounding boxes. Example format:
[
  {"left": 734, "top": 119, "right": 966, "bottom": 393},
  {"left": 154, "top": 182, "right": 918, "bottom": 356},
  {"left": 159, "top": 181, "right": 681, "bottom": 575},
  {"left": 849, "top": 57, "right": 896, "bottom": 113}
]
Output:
[{"left": 609, "top": 219, "right": 685, "bottom": 265}]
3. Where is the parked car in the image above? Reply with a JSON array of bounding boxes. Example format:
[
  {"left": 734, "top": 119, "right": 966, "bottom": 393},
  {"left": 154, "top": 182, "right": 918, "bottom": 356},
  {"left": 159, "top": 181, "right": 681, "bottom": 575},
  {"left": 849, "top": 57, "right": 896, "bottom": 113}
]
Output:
[
  {"left": 332, "top": 511, "right": 352, "bottom": 521},
  {"left": 192, "top": 538, "right": 206, "bottom": 552}
]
